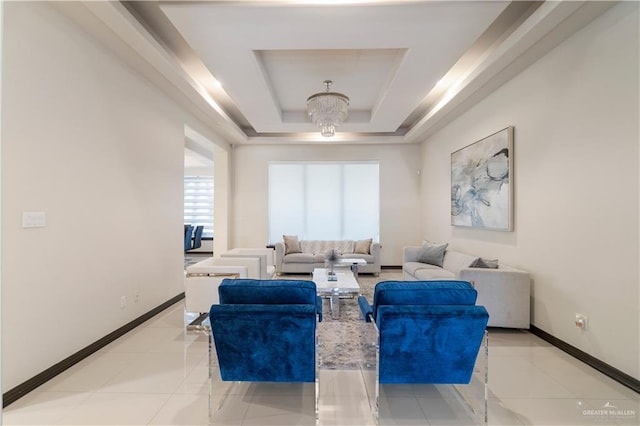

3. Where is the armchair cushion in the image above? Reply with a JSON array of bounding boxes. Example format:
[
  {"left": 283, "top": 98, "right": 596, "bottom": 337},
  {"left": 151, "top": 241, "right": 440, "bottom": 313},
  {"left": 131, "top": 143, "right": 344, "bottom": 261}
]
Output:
[
  {"left": 377, "top": 304, "right": 489, "bottom": 384},
  {"left": 218, "top": 278, "right": 317, "bottom": 305},
  {"left": 370, "top": 280, "right": 477, "bottom": 321},
  {"left": 209, "top": 304, "right": 317, "bottom": 382},
  {"left": 210, "top": 279, "right": 322, "bottom": 383}
]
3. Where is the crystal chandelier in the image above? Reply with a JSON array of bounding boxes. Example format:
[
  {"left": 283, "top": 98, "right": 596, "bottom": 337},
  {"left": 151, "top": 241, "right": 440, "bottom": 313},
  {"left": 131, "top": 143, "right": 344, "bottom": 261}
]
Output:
[{"left": 306, "top": 80, "right": 350, "bottom": 137}]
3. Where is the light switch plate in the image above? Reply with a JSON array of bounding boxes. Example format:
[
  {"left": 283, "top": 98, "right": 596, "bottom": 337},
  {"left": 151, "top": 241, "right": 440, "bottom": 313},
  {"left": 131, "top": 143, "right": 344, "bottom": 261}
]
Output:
[{"left": 23, "top": 212, "right": 46, "bottom": 228}]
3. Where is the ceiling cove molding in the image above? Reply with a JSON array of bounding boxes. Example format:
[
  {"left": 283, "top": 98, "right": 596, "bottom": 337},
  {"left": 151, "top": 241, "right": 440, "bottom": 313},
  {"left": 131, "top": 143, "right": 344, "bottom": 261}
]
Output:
[
  {"left": 55, "top": 1, "right": 616, "bottom": 146},
  {"left": 405, "top": 1, "right": 614, "bottom": 143}
]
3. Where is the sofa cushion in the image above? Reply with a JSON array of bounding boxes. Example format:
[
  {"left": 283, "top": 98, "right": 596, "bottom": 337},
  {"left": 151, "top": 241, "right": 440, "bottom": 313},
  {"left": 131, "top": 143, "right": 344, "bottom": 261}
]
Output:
[
  {"left": 414, "top": 268, "right": 456, "bottom": 281},
  {"left": 283, "top": 235, "right": 302, "bottom": 254},
  {"left": 417, "top": 242, "right": 448, "bottom": 267},
  {"left": 354, "top": 239, "right": 372, "bottom": 254},
  {"left": 469, "top": 258, "right": 500, "bottom": 269},
  {"left": 283, "top": 253, "right": 315, "bottom": 263},
  {"left": 442, "top": 250, "right": 479, "bottom": 275},
  {"left": 403, "top": 261, "right": 442, "bottom": 276},
  {"left": 342, "top": 253, "right": 374, "bottom": 263},
  {"left": 300, "top": 240, "right": 355, "bottom": 255}
]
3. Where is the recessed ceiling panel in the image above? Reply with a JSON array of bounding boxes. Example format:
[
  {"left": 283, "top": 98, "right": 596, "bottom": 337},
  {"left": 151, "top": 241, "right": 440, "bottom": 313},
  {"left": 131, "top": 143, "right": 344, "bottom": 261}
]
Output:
[
  {"left": 256, "top": 48, "right": 406, "bottom": 119},
  {"left": 160, "top": 1, "right": 509, "bottom": 134}
]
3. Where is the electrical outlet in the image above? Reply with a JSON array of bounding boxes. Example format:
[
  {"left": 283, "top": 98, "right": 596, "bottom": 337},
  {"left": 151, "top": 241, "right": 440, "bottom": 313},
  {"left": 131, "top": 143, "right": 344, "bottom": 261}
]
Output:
[
  {"left": 575, "top": 313, "right": 587, "bottom": 330},
  {"left": 120, "top": 296, "right": 127, "bottom": 309},
  {"left": 22, "top": 211, "right": 46, "bottom": 228}
]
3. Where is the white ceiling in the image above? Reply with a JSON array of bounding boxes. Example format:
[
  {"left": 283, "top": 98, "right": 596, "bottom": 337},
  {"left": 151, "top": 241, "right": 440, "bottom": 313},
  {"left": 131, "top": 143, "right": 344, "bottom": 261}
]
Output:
[
  {"left": 159, "top": 0, "right": 508, "bottom": 135},
  {"left": 184, "top": 147, "right": 214, "bottom": 169},
  {"left": 60, "top": 1, "right": 615, "bottom": 145}
]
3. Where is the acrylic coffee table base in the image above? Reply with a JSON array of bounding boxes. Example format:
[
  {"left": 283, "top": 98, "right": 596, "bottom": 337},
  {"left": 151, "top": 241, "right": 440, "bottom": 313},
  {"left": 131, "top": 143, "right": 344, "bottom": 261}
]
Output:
[{"left": 313, "top": 268, "right": 360, "bottom": 319}]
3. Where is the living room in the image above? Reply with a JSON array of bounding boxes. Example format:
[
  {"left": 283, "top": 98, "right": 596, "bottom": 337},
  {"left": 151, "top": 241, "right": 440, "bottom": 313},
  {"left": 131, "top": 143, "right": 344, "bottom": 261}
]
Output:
[{"left": 1, "top": 0, "right": 638, "bottom": 424}]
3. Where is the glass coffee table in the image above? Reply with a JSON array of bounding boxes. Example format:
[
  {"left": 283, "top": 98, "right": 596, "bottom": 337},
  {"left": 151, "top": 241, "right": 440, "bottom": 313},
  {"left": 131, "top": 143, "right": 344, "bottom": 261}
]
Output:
[{"left": 312, "top": 268, "right": 360, "bottom": 319}]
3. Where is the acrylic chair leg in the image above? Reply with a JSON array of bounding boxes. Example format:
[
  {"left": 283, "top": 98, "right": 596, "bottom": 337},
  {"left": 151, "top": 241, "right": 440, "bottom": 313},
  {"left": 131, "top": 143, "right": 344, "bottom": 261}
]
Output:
[
  {"left": 208, "top": 333, "right": 214, "bottom": 419},
  {"left": 448, "top": 329, "right": 488, "bottom": 425},
  {"left": 359, "top": 320, "right": 380, "bottom": 424},
  {"left": 374, "top": 328, "right": 380, "bottom": 421},
  {"left": 209, "top": 333, "right": 235, "bottom": 419},
  {"left": 315, "top": 326, "right": 320, "bottom": 420},
  {"left": 483, "top": 330, "right": 489, "bottom": 425}
]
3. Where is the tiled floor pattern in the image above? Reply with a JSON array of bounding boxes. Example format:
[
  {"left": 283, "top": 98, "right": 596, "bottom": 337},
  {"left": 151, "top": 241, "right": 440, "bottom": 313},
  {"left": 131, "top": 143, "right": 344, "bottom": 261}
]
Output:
[{"left": 3, "top": 272, "right": 638, "bottom": 425}]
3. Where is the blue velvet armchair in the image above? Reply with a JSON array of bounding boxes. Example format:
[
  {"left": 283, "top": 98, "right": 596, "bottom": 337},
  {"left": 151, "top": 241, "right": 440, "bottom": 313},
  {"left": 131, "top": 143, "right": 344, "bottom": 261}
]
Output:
[
  {"left": 358, "top": 280, "right": 489, "bottom": 421},
  {"left": 208, "top": 279, "right": 323, "bottom": 417}
]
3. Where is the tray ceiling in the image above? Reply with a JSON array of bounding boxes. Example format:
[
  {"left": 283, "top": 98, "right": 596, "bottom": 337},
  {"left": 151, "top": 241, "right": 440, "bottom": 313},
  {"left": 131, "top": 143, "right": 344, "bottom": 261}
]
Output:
[{"left": 61, "top": 1, "right": 615, "bottom": 145}]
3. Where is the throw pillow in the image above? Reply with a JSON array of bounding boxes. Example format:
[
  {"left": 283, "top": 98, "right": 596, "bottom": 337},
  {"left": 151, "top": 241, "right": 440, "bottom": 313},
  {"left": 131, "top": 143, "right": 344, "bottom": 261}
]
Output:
[
  {"left": 469, "top": 258, "right": 499, "bottom": 269},
  {"left": 354, "top": 239, "right": 372, "bottom": 254},
  {"left": 283, "top": 235, "right": 301, "bottom": 255},
  {"left": 417, "top": 242, "right": 448, "bottom": 267}
]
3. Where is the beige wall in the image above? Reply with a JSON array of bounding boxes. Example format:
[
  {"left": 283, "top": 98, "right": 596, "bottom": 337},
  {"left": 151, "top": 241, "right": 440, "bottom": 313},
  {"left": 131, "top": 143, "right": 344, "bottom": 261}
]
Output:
[
  {"left": 420, "top": 2, "right": 639, "bottom": 379},
  {"left": 0, "top": 2, "right": 225, "bottom": 389},
  {"left": 230, "top": 143, "right": 422, "bottom": 266}
]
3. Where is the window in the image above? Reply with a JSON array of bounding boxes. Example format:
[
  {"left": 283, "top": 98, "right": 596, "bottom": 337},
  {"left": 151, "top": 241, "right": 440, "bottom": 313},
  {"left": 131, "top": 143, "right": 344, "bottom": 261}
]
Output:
[
  {"left": 184, "top": 176, "right": 214, "bottom": 238},
  {"left": 268, "top": 162, "right": 379, "bottom": 243}
]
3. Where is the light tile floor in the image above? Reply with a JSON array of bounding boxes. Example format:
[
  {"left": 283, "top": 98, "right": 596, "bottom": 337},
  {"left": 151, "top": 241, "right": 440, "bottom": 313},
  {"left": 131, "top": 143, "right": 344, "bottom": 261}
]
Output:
[{"left": 3, "top": 272, "right": 638, "bottom": 425}]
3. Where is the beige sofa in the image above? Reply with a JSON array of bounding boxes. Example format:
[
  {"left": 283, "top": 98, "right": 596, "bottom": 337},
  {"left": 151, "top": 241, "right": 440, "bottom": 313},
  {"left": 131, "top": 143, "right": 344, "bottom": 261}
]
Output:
[
  {"left": 403, "top": 245, "right": 531, "bottom": 329},
  {"left": 275, "top": 239, "right": 381, "bottom": 275}
]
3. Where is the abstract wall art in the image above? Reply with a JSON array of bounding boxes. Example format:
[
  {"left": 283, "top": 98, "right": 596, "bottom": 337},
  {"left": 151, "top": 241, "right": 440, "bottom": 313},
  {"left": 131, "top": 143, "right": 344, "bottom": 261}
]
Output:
[{"left": 451, "top": 126, "right": 514, "bottom": 231}]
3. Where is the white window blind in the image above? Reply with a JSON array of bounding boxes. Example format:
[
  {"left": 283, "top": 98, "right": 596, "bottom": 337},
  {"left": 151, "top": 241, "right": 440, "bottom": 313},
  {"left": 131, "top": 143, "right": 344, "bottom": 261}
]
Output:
[
  {"left": 268, "top": 162, "right": 379, "bottom": 243},
  {"left": 184, "top": 176, "right": 214, "bottom": 239}
]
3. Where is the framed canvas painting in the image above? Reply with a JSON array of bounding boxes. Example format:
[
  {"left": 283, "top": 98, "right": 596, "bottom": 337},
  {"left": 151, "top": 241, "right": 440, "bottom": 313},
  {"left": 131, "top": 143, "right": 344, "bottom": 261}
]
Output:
[{"left": 451, "top": 126, "right": 514, "bottom": 231}]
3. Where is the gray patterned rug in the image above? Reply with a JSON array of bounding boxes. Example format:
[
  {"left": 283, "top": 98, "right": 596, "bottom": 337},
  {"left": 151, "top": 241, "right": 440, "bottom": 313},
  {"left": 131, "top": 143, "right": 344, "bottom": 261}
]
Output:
[{"left": 287, "top": 270, "right": 404, "bottom": 370}]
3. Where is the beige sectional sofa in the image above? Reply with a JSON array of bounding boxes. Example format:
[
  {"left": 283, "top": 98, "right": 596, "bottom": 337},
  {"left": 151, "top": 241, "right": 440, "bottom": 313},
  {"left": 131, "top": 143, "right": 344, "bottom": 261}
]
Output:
[
  {"left": 275, "top": 238, "right": 381, "bottom": 275},
  {"left": 403, "top": 243, "right": 531, "bottom": 329}
]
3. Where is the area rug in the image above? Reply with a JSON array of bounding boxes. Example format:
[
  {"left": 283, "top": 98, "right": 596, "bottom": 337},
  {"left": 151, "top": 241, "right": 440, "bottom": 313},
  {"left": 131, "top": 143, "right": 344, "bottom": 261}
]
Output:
[{"left": 311, "top": 270, "right": 403, "bottom": 369}]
